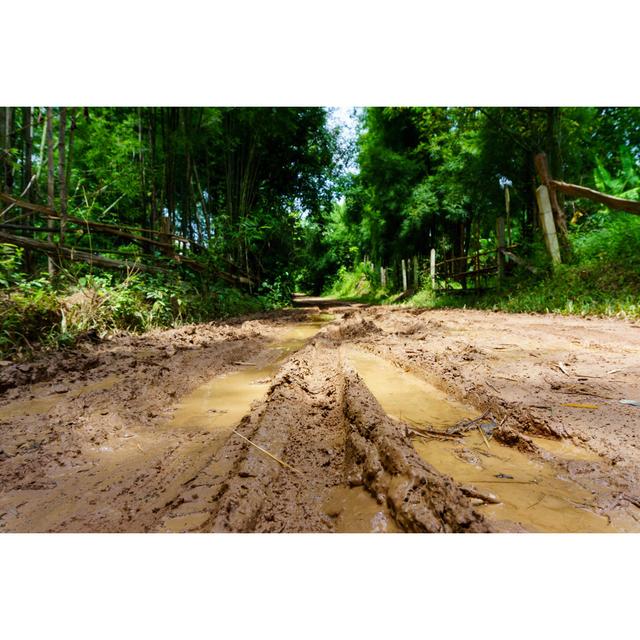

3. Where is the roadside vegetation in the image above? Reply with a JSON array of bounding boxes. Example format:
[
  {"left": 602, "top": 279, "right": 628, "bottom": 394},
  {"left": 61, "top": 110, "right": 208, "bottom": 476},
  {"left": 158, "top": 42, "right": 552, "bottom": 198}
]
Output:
[
  {"left": 0, "top": 107, "right": 338, "bottom": 359},
  {"left": 1, "top": 106, "right": 639, "bottom": 359},
  {"left": 317, "top": 108, "right": 640, "bottom": 319},
  {"left": 327, "top": 210, "right": 640, "bottom": 319},
  {"left": 0, "top": 251, "right": 271, "bottom": 360}
]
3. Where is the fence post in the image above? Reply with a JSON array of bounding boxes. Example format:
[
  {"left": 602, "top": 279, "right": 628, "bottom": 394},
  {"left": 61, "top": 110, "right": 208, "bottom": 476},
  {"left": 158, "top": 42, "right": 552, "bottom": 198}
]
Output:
[
  {"left": 413, "top": 256, "right": 419, "bottom": 288},
  {"left": 496, "top": 215, "right": 506, "bottom": 285},
  {"left": 401, "top": 259, "right": 407, "bottom": 292},
  {"left": 380, "top": 266, "right": 386, "bottom": 287},
  {"left": 535, "top": 185, "right": 561, "bottom": 265},
  {"left": 430, "top": 248, "right": 436, "bottom": 290}
]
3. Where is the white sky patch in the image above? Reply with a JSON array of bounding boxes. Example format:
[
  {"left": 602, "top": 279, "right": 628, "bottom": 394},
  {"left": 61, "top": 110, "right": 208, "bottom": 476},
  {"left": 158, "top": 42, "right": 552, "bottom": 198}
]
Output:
[{"left": 327, "top": 106, "right": 362, "bottom": 174}]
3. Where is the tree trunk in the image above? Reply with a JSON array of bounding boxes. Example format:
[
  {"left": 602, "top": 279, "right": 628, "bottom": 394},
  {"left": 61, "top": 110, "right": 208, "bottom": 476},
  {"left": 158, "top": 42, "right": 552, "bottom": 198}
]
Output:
[
  {"left": 46, "top": 107, "right": 56, "bottom": 276},
  {"left": 148, "top": 107, "right": 159, "bottom": 231},
  {"left": 65, "top": 108, "right": 76, "bottom": 202},
  {"left": 0, "top": 107, "right": 5, "bottom": 194},
  {"left": 58, "top": 107, "right": 67, "bottom": 246},
  {"left": 22, "top": 107, "right": 33, "bottom": 199},
  {"left": 1, "top": 107, "right": 15, "bottom": 195},
  {"left": 137, "top": 106, "right": 148, "bottom": 233},
  {"left": 22, "top": 107, "right": 35, "bottom": 273}
]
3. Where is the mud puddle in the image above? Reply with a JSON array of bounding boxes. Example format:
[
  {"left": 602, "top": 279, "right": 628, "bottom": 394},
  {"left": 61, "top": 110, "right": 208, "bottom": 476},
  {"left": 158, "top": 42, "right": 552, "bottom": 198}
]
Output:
[
  {"left": 0, "top": 376, "right": 120, "bottom": 419},
  {"left": 168, "top": 319, "right": 333, "bottom": 434},
  {"left": 342, "top": 346, "right": 473, "bottom": 427},
  {"left": 343, "top": 345, "right": 635, "bottom": 532}
]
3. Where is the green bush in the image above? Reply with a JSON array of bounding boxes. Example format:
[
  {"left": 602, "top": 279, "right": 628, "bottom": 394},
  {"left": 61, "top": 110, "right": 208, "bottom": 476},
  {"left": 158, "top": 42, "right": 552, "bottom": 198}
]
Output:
[{"left": 0, "top": 265, "right": 272, "bottom": 360}]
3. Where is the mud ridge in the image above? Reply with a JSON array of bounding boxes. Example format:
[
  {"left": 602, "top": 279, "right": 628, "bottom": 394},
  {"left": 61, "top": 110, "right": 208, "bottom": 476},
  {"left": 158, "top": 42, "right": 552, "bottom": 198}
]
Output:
[{"left": 343, "top": 368, "right": 492, "bottom": 532}]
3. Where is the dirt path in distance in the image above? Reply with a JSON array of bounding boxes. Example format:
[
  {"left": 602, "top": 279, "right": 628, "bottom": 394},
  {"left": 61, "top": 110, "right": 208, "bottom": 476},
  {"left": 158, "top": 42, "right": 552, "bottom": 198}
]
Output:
[{"left": 1, "top": 302, "right": 639, "bottom": 532}]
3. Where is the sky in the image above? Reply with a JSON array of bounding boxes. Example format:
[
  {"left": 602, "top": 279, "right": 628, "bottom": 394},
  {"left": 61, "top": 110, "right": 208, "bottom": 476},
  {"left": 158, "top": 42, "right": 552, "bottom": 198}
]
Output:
[{"left": 327, "top": 107, "right": 362, "bottom": 174}]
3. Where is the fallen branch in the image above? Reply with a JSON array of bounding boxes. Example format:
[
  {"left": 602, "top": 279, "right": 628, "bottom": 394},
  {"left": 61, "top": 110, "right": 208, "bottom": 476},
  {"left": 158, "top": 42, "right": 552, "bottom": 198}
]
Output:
[{"left": 447, "top": 410, "right": 492, "bottom": 435}]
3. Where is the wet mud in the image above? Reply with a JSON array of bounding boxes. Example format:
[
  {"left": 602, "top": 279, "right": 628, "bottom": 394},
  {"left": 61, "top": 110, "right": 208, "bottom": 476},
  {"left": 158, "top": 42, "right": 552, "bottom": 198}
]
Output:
[{"left": 1, "top": 302, "right": 639, "bottom": 532}]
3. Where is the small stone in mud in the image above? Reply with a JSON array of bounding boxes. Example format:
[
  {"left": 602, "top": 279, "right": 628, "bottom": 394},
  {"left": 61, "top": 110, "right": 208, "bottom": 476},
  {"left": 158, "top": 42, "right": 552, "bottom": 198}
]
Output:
[
  {"left": 165, "top": 345, "right": 176, "bottom": 357},
  {"left": 51, "top": 384, "right": 70, "bottom": 394},
  {"left": 495, "top": 473, "right": 514, "bottom": 479},
  {"left": 325, "top": 505, "right": 342, "bottom": 518},
  {"left": 370, "top": 512, "right": 389, "bottom": 532}
]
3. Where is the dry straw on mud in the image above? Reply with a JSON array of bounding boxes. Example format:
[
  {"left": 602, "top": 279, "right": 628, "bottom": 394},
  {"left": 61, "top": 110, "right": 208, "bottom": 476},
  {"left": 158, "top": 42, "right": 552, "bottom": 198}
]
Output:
[{"left": 232, "top": 429, "right": 301, "bottom": 474}]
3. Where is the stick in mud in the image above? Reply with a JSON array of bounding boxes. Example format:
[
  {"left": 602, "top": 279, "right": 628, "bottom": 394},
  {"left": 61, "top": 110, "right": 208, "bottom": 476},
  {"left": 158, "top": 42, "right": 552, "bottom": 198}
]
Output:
[
  {"left": 231, "top": 429, "right": 300, "bottom": 474},
  {"left": 446, "top": 410, "right": 492, "bottom": 435},
  {"left": 477, "top": 424, "right": 491, "bottom": 450},
  {"left": 408, "top": 426, "right": 462, "bottom": 441}
]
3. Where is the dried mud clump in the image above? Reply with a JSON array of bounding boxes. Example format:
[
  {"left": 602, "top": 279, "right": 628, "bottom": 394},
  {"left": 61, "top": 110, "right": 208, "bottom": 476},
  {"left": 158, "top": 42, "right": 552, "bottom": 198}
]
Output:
[
  {"left": 334, "top": 317, "right": 383, "bottom": 341},
  {"left": 492, "top": 424, "right": 538, "bottom": 454}
]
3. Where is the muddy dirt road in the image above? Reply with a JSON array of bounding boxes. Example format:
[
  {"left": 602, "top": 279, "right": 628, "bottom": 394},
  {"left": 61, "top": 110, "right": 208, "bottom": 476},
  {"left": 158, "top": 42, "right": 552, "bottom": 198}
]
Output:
[{"left": 1, "top": 302, "right": 640, "bottom": 532}]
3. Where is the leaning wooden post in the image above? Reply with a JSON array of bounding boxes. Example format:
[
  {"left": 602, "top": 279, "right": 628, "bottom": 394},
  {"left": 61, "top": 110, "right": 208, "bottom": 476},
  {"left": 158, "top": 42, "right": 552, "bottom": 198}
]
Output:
[
  {"left": 496, "top": 216, "right": 506, "bottom": 285},
  {"left": 430, "top": 249, "right": 436, "bottom": 290},
  {"left": 535, "top": 185, "right": 561, "bottom": 265},
  {"left": 401, "top": 259, "right": 407, "bottom": 292}
]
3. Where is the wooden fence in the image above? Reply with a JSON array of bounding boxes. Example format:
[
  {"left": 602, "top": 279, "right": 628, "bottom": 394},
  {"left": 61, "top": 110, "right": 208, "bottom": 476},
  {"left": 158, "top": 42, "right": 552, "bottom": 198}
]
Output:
[
  {"left": 374, "top": 244, "right": 522, "bottom": 295},
  {"left": 0, "top": 192, "right": 253, "bottom": 286}
]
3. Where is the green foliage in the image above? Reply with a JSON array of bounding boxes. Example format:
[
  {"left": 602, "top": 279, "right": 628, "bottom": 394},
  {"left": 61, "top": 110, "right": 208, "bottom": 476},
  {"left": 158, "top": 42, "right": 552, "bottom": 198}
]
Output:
[
  {"left": 1, "top": 279, "right": 63, "bottom": 358},
  {"left": 399, "top": 214, "right": 640, "bottom": 319},
  {"left": 294, "top": 200, "right": 359, "bottom": 294},
  {"left": 0, "top": 267, "right": 268, "bottom": 360},
  {"left": 0, "top": 244, "right": 25, "bottom": 287},
  {"left": 593, "top": 147, "right": 640, "bottom": 202},
  {"left": 257, "top": 274, "right": 294, "bottom": 308},
  {"left": 324, "top": 262, "right": 388, "bottom": 303},
  {"left": 1, "top": 106, "right": 339, "bottom": 359}
]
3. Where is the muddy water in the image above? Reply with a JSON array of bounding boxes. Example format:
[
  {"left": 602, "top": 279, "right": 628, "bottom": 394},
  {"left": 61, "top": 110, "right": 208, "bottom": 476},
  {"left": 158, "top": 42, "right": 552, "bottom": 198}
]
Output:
[
  {"left": 342, "top": 345, "right": 634, "bottom": 532},
  {"left": 342, "top": 346, "right": 473, "bottom": 427},
  {"left": 167, "top": 319, "right": 332, "bottom": 433},
  {"left": 0, "top": 376, "right": 120, "bottom": 419}
]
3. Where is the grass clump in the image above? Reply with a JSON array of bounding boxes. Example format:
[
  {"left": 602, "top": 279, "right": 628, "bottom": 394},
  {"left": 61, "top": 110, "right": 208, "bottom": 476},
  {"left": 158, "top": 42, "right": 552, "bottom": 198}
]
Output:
[{"left": 0, "top": 251, "right": 272, "bottom": 361}]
